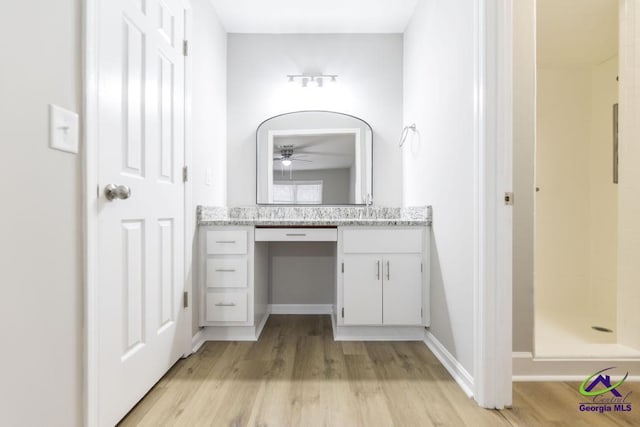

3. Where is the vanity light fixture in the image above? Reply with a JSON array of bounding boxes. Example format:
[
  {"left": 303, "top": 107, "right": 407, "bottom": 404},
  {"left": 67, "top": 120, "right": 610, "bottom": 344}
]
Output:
[{"left": 287, "top": 74, "right": 338, "bottom": 88}]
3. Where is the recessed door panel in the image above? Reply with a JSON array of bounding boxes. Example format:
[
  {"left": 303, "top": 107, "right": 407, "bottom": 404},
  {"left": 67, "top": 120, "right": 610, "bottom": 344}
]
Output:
[
  {"left": 122, "top": 18, "right": 146, "bottom": 177},
  {"left": 343, "top": 254, "right": 382, "bottom": 325},
  {"left": 158, "top": 0, "right": 175, "bottom": 46},
  {"left": 383, "top": 254, "right": 423, "bottom": 325},
  {"left": 158, "top": 219, "right": 174, "bottom": 330},
  {"left": 158, "top": 52, "right": 175, "bottom": 182},
  {"left": 122, "top": 220, "right": 146, "bottom": 357}
]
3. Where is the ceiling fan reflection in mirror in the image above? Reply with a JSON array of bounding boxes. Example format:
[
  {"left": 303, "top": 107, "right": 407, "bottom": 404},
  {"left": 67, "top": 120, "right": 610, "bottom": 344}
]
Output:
[
  {"left": 273, "top": 145, "right": 312, "bottom": 167},
  {"left": 273, "top": 145, "right": 312, "bottom": 179}
]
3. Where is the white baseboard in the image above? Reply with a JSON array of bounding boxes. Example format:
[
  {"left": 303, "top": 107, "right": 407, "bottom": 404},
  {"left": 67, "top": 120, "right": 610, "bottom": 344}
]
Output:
[
  {"left": 330, "top": 312, "right": 337, "bottom": 338},
  {"left": 513, "top": 352, "right": 640, "bottom": 381},
  {"left": 333, "top": 325, "right": 425, "bottom": 341},
  {"left": 423, "top": 331, "right": 474, "bottom": 398},
  {"left": 255, "top": 310, "right": 270, "bottom": 339},
  {"left": 193, "top": 311, "right": 271, "bottom": 344},
  {"left": 192, "top": 330, "right": 205, "bottom": 353},
  {"left": 198, "top": 325, "right": 260, "bottom": 341},
  {"left": 270, "top": 304, "right": 333, "bottom": 315}
]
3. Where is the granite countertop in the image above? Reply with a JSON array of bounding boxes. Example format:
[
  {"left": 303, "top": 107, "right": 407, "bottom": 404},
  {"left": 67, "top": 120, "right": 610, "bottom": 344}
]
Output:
[{"left": 197, "top": 206, "right": 432, "bottom": 227}]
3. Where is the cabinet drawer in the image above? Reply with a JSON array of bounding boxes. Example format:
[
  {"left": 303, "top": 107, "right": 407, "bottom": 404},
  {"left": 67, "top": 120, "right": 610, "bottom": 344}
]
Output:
[
  {"left": 255, "top": 228, "right": 337, "bottom": 242},
  {"left": 206, "top": 257, "right": 247, "bottom": 288},
  {"left": 205, "top": 292, "right": 248, "bottom": 322},
  {"left": 206, "top": 230, "right": 247, "bottom": 254},
  {"left": 343, "top": 228, "right": 423, "bottom": 253}
]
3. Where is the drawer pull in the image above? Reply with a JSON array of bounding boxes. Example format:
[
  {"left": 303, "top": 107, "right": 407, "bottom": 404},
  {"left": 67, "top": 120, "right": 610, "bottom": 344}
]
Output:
[
  {"left": 214, "top": 302, "right": 237, "bottom": 307},
  {"left": 215, "top": 240, "right": 237, "bottom": 244},
  {"left": 376, "top": 260, "right": 380, "bottom": 280},
  {"left": 215, "top": 269, "right": 236, "bottom": 272},
  {"left": 387, "top": 261, "right": 390, "bottom": 280},
  {"left": 285, "top": 233, "right": 307, "bottom": 237}
]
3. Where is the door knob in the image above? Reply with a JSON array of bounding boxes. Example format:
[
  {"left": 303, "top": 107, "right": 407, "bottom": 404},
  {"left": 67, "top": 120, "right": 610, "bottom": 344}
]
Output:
[{"left": 104, "top": 184, "right": 131, "bottom": 201}]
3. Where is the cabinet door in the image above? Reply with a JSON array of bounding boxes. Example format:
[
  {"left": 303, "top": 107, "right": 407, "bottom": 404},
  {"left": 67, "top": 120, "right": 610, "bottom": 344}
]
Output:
[
  {"left": 343, "top": 254, "right": 382, "bottom": 325},
  {"left": 383, "top": 254, "right": 423, "bottom": 325}
]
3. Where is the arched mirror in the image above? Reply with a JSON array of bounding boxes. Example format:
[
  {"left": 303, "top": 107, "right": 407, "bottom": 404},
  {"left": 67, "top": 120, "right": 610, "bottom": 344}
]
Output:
[{"left": 256, "top": 111, "right": 373, "bottom": 205}]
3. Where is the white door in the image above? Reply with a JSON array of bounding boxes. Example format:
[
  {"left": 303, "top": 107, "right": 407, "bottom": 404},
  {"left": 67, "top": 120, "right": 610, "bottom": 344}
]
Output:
[
  {"left": 97, "top": 0, "right": 186, "bottom": 424},
  {"left": 343, "top": 255, "right": 382, "bottom": 325},
  {"left": 382, "top": 254, "right": 422, "bottom": 325}
]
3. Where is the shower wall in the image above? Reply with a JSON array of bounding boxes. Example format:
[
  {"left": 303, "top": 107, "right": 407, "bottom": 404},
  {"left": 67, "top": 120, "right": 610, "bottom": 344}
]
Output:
[
  {"left": 536, "top": 67, "right": 591, "bottom": 315},
  {"left": 618, "top": 0, "right": 640, "bottom": 349},
  {"left": 536, "top": 57, "right": 618, "bottom": 328},
  {"left": 588, "top": 57, "right": 618, "bottom": 329}
]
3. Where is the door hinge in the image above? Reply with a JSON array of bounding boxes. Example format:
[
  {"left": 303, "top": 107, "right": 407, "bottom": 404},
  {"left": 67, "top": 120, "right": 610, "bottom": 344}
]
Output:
[
  {"left": 421, "top": 307, "right": 423, "bottom": 318},
  {"left": 183, "top": 291, "right": 189, "bottom": 308},
  {"left": 182, "top": 166, "right": 188, "bottom": 182},
  {"left": 341, "top": 307, "right": 344, "bottom": 318},
  {"left": 421, "top": 262, "right": 423, "bottom": 273},
  {"left": 504, "top": 192, "right": 514, "bottom": 206},
  {"left": 341, "top": 262, "right": 344, "bottom": 273},
  {"left": 183, "top": 40, "right": 189, "bottom": 56}
]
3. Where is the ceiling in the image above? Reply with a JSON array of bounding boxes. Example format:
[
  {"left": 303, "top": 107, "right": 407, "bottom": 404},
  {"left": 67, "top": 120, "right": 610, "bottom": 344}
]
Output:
[
  {"left": 209, "top": 0, "right": 419, "bottom": 33},
  {"left": 537, "top": 0, "right": 618, "bottom": 68}
]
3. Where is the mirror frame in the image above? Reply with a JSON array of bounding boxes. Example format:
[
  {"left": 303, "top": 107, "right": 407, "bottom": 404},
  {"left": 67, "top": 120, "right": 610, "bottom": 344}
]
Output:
[{"left": 256, "top": 110, "right": 374, "bottom": 206}]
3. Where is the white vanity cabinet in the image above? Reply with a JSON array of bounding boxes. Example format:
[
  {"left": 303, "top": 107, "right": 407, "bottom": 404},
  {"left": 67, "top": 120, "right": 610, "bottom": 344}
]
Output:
[
  {"left": 197, "top": 221, "right": 430, "bottom": 342},
  {"left": 202, "top": 227, "right": 252, "bottom": 324},
  {"left": 199, "top": 225, "right": 271, "bottom": 337},
  {"left": 339, "top": 227, "right": 428, "bottom": 327}
]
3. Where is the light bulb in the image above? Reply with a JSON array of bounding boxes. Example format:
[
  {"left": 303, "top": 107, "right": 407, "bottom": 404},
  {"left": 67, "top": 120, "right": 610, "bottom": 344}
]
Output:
[
  {"left": 301, "top": 77, "right": 309, "bottom": 88},
  {"left": 281, "top": 159, "right": 292, "bottom": 167},
  {"left": 316, "top": 77, "right": 323, "bottom": 88}
]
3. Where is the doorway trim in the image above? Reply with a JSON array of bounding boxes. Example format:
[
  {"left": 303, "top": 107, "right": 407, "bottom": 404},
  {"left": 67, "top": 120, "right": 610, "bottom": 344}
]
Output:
[
  {"left": 82, "top": 1, "right": 194, "bottom": 424},
  {"left": 473, "top": 0, "right": 514, "bottom": 409},
  {"left": 82, "top": 1, "right": 99, "bottom": 424}
]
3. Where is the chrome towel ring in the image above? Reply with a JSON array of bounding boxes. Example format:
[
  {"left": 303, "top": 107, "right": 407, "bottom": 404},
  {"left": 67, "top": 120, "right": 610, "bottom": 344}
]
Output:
[{"left": 399, "top": 124, "right": 417, "bottom": 147}]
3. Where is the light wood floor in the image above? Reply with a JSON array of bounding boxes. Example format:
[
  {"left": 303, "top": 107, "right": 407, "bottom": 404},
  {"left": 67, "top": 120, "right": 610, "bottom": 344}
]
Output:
[{"left": 120, "top": 315, "right": 640, "bottom": 426}]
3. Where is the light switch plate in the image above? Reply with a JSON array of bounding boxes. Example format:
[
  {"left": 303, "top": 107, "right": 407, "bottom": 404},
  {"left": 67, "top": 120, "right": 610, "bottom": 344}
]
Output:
[
  {"left": 49, "top": 104, "right": 79, "bottom": 154},
  {"left": 205, "top": 168, "right": 213, "bottom": 186}
]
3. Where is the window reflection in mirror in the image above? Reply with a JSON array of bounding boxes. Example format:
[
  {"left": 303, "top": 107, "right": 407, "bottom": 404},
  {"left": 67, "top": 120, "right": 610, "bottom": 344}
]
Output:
[{"left": 256, "top": 111, "right": 373, "bottom": 205}]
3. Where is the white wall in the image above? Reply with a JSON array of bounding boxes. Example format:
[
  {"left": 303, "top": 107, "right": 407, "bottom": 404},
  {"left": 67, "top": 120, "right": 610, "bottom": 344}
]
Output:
[
  {"left": 0, "top": 1, "right": 83, "bottom": 426},
  {"left": 190, "top": 0, "right": 227, "bottom": 334},
  {"left": 192, "top": 0, "right": 227, "bottom": 207},
  {"left": 512, "top": 0, "right": 536, "bottom": 352},
  {"left": 227, "top": 34, "right": 403, "bottom": 207},
  {"left": 270, "top": 243, "right": 335, "bottom": 305},
  {"left": 403, "top": 0, "right": 476, "bottom": 375}
]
